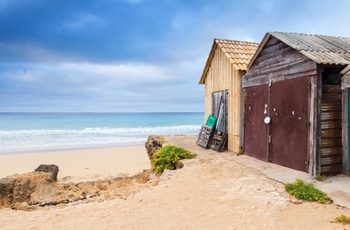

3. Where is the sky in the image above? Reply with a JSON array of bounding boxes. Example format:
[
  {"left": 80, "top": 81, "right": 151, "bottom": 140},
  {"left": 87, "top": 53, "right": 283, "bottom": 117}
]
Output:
[{"left": 1, "top": 0, "right": 350, "bottom": 112}]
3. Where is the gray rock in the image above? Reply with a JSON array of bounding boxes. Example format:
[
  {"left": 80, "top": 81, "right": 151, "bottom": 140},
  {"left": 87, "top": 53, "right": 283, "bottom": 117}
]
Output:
[{"left": 35, "top": 164, "right": 59, "bottom": 182}]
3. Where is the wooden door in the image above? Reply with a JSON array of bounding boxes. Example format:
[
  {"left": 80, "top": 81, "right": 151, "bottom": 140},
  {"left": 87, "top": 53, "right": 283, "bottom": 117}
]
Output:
[
  {"left": 269, "top": 77, "right": 310, "bottom": 172},
  {"left": 244, "top": 77, "right": 310, "bottom": 173},
  {"left": 212, "top": 91, "right": 228, "bottom": 133},
  {"left": 243, "top": 85, "right": 269, "bottom": 161}
]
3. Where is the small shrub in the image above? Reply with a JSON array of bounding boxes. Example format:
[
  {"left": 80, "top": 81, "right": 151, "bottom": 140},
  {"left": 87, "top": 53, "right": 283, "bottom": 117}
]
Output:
[
  {"left": 151, "top": 145, "right": 196, "bottom": 175},
  {"left": 315, "top": 174, "right": 324, "bottom": 182},
  {"left": 334, "top": 215, "right": 350, "bottom": 225},
  {"left": 285, "top": 179, "right": 332, "bottom": 204}
]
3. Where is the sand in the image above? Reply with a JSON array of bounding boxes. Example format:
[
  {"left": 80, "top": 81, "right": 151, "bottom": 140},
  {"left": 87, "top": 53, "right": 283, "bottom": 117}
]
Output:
[
  {"left": 1, "top": 135, "right": 350, "bottom": 230},
  {"left": 0, "top": 145, "right": 151, "bottom": 183}
]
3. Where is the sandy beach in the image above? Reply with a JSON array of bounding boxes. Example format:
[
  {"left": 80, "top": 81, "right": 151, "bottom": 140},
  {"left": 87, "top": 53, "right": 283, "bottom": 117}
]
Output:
[
  {"left": 0, "top": 145, "right": 151, "bottom": 183},
  {"left": 1, "top": 135, "right": 350, "bottom": 230}
]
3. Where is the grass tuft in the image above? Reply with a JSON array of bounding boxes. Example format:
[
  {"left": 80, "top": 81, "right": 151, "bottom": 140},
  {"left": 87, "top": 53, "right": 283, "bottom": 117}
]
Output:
[
  {"left": 315, "top": 174, "right": 324, "bottom": 182},
  {"left": 151, "top": 145, "right": 196, "bottom": 175},
  {"left": 285, "top": 179, "right": 332, "bottom": 204},
  {"left": 334, "top": 215, "right": 350, "bottom": 225}
]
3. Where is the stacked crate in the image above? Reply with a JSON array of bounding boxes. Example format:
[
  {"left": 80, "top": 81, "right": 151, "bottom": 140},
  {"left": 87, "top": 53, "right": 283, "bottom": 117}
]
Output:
[
  {"left": 197, "top": 125, "right": 214, "bottom": 148},
  {"left": 197, "top": 115, "right": 216, "bottom": 148}
]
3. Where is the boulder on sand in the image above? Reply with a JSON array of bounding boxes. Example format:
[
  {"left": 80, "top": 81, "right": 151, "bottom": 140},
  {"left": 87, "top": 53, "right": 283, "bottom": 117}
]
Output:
[
  {"left": 0, "top": 172, "right": 58, "bottom": 210},
  {"left": 35, "top": 164, "right": 59, "bottom": 182}
]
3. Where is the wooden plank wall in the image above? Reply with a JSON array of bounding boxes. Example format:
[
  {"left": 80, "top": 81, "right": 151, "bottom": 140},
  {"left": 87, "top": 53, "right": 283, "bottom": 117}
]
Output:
[
  {"left": 204, "top": 47, "right": 242, "bottom": 152},
  {"left": 243, "top": 37, "right": 317, "bottom": 88},
  {"left": 320, "top": 84, "right": 343, "bottom": 175}
]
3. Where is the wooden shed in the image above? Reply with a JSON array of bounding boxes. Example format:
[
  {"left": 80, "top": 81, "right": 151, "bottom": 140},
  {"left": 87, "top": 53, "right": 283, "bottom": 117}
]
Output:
[
  {"left": 243, "top": 32, "right": 350, "bottom": 176},
  {"left": 199, "top": 39, "right": 259, "bottom": 152}
]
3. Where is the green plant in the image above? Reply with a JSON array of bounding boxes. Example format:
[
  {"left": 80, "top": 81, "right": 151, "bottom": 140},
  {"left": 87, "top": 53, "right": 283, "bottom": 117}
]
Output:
[
  {"left": 151, "top": 145, "right": 196, "bottom": 175},
  {"left": 285, "top": 179, "right": 332, "bottom": 204},
  {"left": 238, "top": 148, "right": 244, "bottom": 156},
  {"left": 334, "top": 215, "right": 350, "bottom": 224},
  {"left": 315, "top": 174, "right": 324, "bottom": 182}
]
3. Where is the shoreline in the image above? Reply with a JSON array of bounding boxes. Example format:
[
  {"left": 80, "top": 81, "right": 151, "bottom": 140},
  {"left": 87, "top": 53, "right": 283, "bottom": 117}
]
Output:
[{"left": 0, "top": 145, "right": 151, "bottom": 183}]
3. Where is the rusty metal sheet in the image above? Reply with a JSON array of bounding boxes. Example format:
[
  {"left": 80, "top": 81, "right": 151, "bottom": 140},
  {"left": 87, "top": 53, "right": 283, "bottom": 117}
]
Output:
[
  {"left": 269, "top": 77, "right": 310, "bottom": 172},
  {"left": 243, "top": 85, "right": 269, "bottom": 160}
]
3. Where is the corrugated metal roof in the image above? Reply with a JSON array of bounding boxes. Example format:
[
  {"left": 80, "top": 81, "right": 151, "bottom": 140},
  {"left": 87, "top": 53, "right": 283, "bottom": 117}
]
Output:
[
  {"left": 199, "top": 39, "right": 259, "bottom": 84},
  {"left": 248, "top": 32, "right": 350, "bottom": 69}
]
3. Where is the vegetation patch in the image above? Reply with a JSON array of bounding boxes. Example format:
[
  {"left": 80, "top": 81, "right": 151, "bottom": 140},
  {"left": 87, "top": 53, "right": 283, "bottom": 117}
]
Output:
[
  {"left": 285, "top": 179, "right": 332, "bottom": 204},
  {"left": 334, "top": 215, "right": 350, "bottom": 225},
  {"left": 315, "top": 174, "right": 324, "bottom": 182},
  {"left": 151, "top": 145, "right": 196, "bottom": 175}
]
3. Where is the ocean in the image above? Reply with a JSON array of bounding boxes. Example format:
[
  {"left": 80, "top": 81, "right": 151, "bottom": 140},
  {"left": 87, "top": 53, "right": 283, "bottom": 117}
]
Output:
[{"left": 0, "top": 112, "right": 204, "bottom": 154}]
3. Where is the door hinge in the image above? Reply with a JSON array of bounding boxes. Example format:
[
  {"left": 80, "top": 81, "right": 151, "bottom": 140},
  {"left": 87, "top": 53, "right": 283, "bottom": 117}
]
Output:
[{"left": 268, "top": 135, "right": 272, "bottom": 143}]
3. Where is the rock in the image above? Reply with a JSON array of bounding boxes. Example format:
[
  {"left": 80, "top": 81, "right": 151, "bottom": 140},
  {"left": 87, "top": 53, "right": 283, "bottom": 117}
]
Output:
[
  {"left": 13, "top": 202, "right": 38, "bottom": 211},
  {"left": 144, "top": 135, "right": 165, "bottom": 161},
  {"left": 0, "top": 172, "right": 57, "bottom": 209},
  {"left": 35, "top": 164, "right": 59, "bottom": 182}
]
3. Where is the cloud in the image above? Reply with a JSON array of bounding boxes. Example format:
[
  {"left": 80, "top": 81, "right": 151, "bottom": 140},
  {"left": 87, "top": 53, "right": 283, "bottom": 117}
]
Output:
[
  {"left": 60, "top": 14, "right": 103, "bottom": 31},
  {"left": 1, "top": 0, "right": 350, "bottom": 112},
  {"left": 0, "top": 61, "right": 204, "bottom": 112}
]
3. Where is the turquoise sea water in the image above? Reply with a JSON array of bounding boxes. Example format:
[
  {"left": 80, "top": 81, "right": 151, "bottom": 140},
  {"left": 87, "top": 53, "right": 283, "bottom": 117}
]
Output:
[{"left": 0, "top": 112, "right": 203, "bottom": 154}]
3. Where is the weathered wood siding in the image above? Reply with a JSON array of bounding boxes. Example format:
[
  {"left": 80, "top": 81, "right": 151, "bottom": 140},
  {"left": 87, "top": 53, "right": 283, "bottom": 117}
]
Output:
[
  {"left": 244, "top": 37, "right": 317, "bottom": 87},
  {"left": 203, "top": 47, "right": 243, "bottom": 152},
  {"left": 320, "top": 84, "right": 343, "bottom": 175},
  {"left": 243, "top": 36, "right": 318, "bottom": 175}
]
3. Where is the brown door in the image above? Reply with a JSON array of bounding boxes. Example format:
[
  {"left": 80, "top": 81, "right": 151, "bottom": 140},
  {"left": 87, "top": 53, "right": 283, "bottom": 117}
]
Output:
[
  {"left": 269, "top": 77, "right": 310, "bottom": 172},
  {"left": 244, "top": 85, "right": 269, "bottom": 161}
]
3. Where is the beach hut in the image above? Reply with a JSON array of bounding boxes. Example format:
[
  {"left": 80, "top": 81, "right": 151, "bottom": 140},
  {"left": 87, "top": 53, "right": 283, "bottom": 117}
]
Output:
[
  {"left": 243, "top": 32, "right": 350, "bottom": 176},
  {"left": 199, "top": 39, "right": 259, "bottom": 152}
]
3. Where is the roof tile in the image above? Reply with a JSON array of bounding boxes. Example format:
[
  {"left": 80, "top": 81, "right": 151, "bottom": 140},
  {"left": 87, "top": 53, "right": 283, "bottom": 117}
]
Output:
[{"left": 199, "top": 39, "right": 259, "bottom": 84}]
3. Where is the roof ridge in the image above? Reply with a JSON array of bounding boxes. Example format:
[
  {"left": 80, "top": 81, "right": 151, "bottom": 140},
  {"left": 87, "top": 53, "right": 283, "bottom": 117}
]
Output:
[
  {"left": 214, "top": 38, "right": 259, "bottom": 44},
  {"left": 269, "top": 31, "right": 350, "bottom": 40}
]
